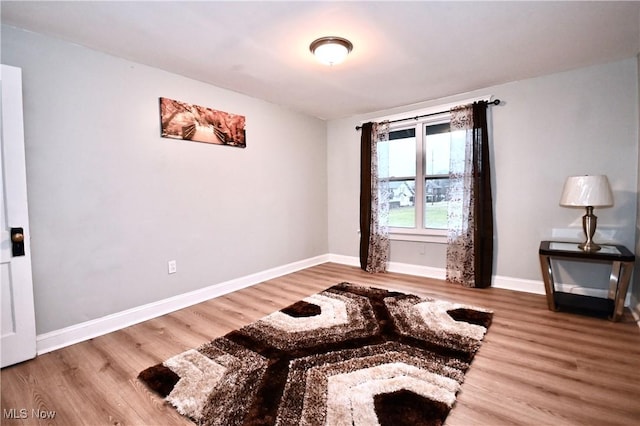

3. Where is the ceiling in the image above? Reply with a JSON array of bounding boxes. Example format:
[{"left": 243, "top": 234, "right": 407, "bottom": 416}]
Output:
[{"left": 2, "top": 1, "right": 639, "bottom": 120}]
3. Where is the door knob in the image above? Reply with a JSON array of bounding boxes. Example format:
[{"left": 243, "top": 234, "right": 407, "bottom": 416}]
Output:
[{"left": 10, "top": 228, "right": 25, "bottom": 256}]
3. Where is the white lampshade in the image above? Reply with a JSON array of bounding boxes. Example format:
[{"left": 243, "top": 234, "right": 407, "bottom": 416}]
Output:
[
  {"left": 310, "top": 36, "right": 353, "bottom": 66},
  {"left": 559, "top": 175, "right": 613, "bottom": 207}
]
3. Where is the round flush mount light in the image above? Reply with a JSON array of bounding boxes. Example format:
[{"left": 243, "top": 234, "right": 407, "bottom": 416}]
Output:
[{"left": 309, "top": 36, "right": 353, "bottom": 66}]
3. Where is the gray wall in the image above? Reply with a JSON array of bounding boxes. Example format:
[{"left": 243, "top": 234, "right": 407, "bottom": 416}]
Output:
[
  {"left": 2, "top": 27, "right": 328, "bottom": 334},
  {"left": 328, "top": 58, "right": 638, "bottom": 288},
  {"left": 3, "top": 25, "right": 638, "bottom": 335},
  {"left": 635, "top": 53, "right": 640, "bottom": 318}
]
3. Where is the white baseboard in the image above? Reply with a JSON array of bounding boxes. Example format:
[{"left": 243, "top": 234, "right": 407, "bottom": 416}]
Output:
[
  {"left": 36, "top": 254, "right": 330, "bottom": 355},
  {"left": 327, "top": 254, "right": 360, "bottom": 267},
  {"left": 388, "top": 260, "right": 447, "bottom": 281},
  {"left": 492, "top": 275, "right": 545, "bottom": 294},
  {"left": 36, "top": 253, "right": 636, "bottom": 354},
  {"left": 328, "top": 254, "right": 448, "bottom": 280},
  {"left": 328, "top": 254, "right": 631, "bottom": 303},
  {"left": 330, "top": 254, "right": 542, "bottom": 293},
  {"left": 630, "top": 295, "right": 640, "bottom": 327}
]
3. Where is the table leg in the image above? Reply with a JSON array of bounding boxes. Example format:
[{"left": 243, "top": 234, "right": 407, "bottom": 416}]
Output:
[
  {"left": 608, "top": 261, "right": 622, "bottom": 299},
  {"left": 611, "top": 261, "right": 633, "bottom": 322},
  {"left": 539, "top": 254, "right": 557, "bottom": 311}
]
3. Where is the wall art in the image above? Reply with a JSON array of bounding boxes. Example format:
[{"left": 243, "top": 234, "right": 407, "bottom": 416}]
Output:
[{"left": 159, "top": 97, "right": 246, "bottom": 148}]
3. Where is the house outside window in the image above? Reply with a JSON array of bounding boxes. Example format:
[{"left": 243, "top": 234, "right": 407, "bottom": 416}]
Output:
[{"left": 378, "top": 113, "right": 455, "bottom": 243}]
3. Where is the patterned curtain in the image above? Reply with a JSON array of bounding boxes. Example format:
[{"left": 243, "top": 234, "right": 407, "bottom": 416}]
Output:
[
  {"left": 359, "top": 121, "right": 390, "bottom": 273},
  {"left": 446, "top": 102, "right": 493, "bottom": 288}
]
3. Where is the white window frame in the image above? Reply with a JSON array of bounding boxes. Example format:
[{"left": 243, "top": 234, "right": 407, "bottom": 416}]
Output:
[
  {"left": 386, "top": 115, "right": 450, "bottom": 243},
  {"left": 366, "top": 95, "right": 492, "bottom": 244}
]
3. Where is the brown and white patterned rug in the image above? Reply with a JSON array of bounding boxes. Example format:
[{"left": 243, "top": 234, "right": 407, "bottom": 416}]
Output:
[{"left": 138, "top": 282, "right": 492, "bottom": 425}]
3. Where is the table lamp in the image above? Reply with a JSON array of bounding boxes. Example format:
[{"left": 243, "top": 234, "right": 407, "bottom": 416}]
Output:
[{"left": 559, "top": 175, "right": 613, "bottom": 252}]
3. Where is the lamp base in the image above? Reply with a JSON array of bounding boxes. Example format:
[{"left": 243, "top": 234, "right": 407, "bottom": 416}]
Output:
[
  {"left": 579, "top": 206, "right": 601, "bottom": 252},
  {"left": 578, "top": 241, "right": 601, "bottom": 252}
]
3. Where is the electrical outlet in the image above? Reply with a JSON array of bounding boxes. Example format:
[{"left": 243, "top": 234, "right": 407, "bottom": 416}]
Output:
[{"left": 168, "top": 260, "right": 177, "bottom": 274}]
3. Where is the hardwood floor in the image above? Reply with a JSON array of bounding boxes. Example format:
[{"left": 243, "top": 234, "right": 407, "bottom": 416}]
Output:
[{"left": 2, "top": 262, "right": 640, "bottom": 425}]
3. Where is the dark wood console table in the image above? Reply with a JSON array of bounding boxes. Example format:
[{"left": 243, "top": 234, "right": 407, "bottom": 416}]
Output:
[{"left": 538, "top": 241, "right": 635, "bottom": 321}]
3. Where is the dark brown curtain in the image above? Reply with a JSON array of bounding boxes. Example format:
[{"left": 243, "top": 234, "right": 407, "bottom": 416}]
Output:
[
  {"left": 472, "top": 101, "right": 493, "bottom": 288},
  {"left": 446, "top": 101, "right": 493, "bottom": 288},
  {"left": 359, "top": 122, "right": 390, "bottom": 273},
  {"left": 359, "top": 122, "right": 374, "bottom": 270}
]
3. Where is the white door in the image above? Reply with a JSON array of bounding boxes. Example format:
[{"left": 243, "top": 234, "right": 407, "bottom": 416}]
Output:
[{"left": 1, "top": 64, "right": 36, "bottom": 368}]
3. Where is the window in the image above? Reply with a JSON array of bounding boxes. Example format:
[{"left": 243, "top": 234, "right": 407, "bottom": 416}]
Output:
[{"left": 378, "top": 114, "right": 454, "bottom": 242}]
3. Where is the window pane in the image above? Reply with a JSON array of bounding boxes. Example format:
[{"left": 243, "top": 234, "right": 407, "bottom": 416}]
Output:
[
  {"left": 380, "top": 128, "right": 416, "bottom": 178},
  {"left": 388, "top": 179, "right": 415, "bottom": 228},
  {"left": 425, "top": 125, "right": 450, "bottom": 176},
  {"left": 424, "top": 178, "right": 449, "bottom": 229}
]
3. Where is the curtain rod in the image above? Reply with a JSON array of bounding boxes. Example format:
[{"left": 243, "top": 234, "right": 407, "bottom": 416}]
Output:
[{"left": 354, "top": 99, "right": 500, "bottom": 131}]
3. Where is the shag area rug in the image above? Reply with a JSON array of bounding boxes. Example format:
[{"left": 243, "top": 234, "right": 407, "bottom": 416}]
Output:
[{"left": 138, "top": 282, "right": 493, "bottom": 426}]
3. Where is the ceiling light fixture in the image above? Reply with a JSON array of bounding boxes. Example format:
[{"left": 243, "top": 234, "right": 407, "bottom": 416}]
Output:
[{"left": 309, "top": 36, "right": 353, "bottom": 66}]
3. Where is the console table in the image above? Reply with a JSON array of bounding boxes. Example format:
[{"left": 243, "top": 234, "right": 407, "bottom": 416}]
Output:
[{"left": 538, "top": 241, "right": 635, "bottom": 321}]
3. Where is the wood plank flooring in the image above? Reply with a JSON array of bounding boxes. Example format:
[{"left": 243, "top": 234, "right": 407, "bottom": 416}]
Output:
[{"left": 2, "top": 262, "right": 640, "bottom": 425}]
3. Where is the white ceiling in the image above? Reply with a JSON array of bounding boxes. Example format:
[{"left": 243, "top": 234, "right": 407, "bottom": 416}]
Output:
[{"left": 2, "top": 1, "right": 639, "bottom": 120}]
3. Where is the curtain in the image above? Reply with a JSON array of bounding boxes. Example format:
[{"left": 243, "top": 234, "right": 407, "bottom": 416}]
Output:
[
  {"left": 359, "top": 121, "right": 390, "bottom": 273},
  {"left": 446, "top": 101, "right": 493, "bottom": 288}
]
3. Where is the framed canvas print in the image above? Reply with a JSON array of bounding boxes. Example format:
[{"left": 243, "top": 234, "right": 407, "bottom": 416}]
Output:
[{"left": 159, "top": 97, "right": 246, "bottom": 148}]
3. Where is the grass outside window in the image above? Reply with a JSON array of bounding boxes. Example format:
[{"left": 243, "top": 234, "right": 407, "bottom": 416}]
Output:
[{"left": 389, "top": 202, "right": 448, "bottom": 229}]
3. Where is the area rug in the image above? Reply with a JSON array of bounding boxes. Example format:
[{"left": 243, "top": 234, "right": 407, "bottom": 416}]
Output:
[{"left": 138, "top": 282, "right": 493, "bottom": 426}]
